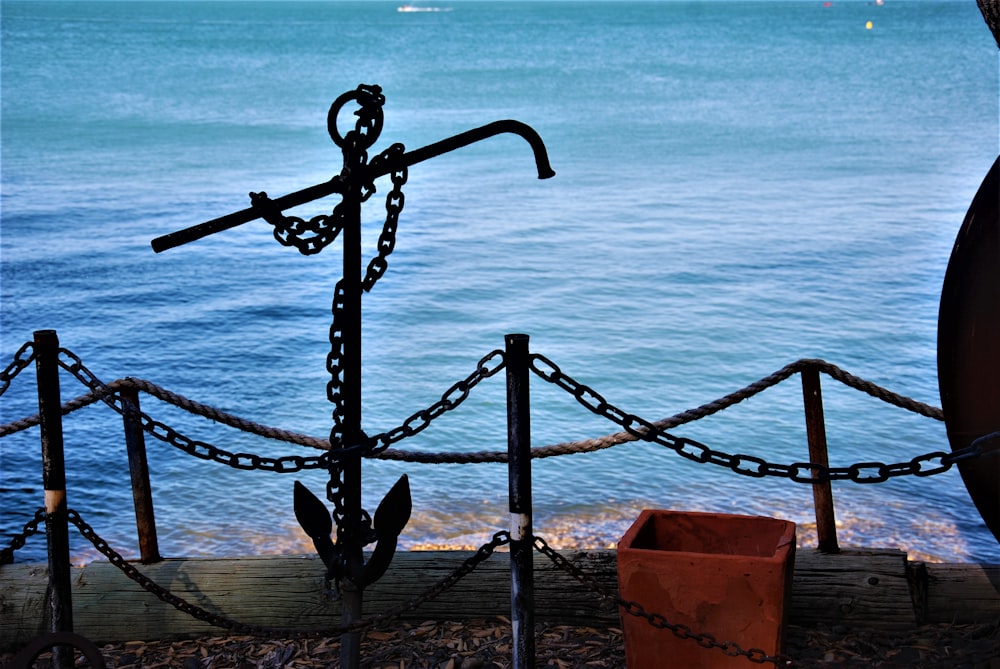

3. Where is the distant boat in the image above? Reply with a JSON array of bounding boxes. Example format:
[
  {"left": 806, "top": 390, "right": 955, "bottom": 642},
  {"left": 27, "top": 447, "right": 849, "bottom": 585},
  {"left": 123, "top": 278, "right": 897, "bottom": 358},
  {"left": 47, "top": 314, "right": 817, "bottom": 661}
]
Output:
[{"left": 397, "top": 4, "right": 451, "bottom": 12}]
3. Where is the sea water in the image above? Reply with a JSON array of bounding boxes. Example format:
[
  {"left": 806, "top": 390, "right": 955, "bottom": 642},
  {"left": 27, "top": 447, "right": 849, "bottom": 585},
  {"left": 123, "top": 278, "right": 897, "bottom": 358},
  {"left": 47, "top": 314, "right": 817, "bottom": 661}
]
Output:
[{"left": 2, "top": 0, "right": 998, "bottom": 565}]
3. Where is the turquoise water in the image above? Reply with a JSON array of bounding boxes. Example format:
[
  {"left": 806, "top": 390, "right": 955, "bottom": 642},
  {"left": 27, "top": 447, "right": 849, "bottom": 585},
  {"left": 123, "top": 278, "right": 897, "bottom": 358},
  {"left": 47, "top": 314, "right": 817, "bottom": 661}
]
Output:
[{"left": 2, "top": 0, "right": 998, "bottom": 564}]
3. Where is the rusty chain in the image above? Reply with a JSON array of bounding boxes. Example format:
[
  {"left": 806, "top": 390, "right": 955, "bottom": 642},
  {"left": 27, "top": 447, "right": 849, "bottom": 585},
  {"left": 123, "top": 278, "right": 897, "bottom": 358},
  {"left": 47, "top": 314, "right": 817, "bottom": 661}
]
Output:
[
  {"left": 532, "top": 534, "right": 791, "bottom": 666},
  {"left": 0, "top": 507, "right": 46, "bottom": 565},
  {"left": 528, "top": 353, "right": 996, "bottom": 484},
  {"left": 0, "top": 342, "right": 35, "bottom": 399}
]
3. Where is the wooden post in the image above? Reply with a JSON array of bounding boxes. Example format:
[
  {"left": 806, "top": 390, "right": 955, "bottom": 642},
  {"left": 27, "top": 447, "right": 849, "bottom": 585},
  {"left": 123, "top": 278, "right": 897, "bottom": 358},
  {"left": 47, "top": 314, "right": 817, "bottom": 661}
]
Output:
[
  {"left": 801, "top": 365, "right": 840, "bottom": 553},
  {"left": 120, "top": 385, "right": 161, "bottom": 563},
  {"left": 505, "top": 333, "right": 535, "bottom": 669},
  {"left": 34, "top": 329, "right": 74, "bottom": 669}
]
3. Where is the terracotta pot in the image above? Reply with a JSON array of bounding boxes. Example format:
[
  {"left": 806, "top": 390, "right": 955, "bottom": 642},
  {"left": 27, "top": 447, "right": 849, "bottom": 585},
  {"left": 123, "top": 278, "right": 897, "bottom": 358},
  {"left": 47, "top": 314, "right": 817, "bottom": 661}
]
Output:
[{"left": 617, "top": 510, "right": 796, "bottom": 669}]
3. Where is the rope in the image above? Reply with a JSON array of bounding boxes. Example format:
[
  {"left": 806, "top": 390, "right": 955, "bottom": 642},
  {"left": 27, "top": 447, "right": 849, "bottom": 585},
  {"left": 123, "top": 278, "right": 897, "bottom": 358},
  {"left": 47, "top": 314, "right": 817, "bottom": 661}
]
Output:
[{"left": 0, "top": 357, "right": 943, "bottom": 464}]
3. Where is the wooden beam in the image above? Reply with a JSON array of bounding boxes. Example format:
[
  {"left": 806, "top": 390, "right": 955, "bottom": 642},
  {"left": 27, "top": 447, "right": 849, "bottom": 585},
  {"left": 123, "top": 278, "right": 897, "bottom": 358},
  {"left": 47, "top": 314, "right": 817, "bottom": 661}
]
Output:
[{"left": 2, "top": 548, "right": 996, "bottom": 649}]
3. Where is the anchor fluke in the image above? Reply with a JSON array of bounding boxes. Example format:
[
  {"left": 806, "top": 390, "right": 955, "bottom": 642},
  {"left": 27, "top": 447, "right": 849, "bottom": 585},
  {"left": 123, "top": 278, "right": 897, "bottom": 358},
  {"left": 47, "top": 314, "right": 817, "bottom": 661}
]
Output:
[
  {"left": 364, "top": 474, "right": 412, "bottom": 585},
  {"left": 293, "top": 480, "right": 338, "bottom": 573}
]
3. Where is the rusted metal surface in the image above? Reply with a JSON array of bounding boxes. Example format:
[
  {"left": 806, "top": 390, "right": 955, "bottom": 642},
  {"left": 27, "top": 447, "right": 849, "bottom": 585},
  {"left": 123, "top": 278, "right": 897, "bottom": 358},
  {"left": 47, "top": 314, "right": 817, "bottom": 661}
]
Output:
[{"left": 937, "top": 154, "right": 1000, "bottom": 544}]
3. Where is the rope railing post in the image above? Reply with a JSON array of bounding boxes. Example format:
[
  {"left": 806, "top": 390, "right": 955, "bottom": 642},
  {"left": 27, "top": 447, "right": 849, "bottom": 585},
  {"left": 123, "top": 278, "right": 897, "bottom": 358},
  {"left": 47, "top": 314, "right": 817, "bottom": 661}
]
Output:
[
  {"left": 505, "top": 333, "right": 535, "bottom": 669},
  {"left": 801, "top": 364, "right": 840, "bottom": 553},
  {"left": 34, "top": 329, "right": 75, "bottom": 669},
  {"left": 120, "top": 385, "right": 161, "bottom": 563}
]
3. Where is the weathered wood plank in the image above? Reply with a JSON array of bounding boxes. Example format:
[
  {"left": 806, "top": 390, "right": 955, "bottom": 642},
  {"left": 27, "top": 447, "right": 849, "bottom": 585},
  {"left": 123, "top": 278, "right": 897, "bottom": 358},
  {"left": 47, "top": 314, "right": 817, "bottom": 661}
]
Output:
[
  {"left": 921, "top": 562, "right": 1000, "bottom": 624},
  {"left": 787, "top": 548, "right": 915, "bottom": 630},
  {"left": 3, "top": 549, "right": 997, "bottom": 649}
]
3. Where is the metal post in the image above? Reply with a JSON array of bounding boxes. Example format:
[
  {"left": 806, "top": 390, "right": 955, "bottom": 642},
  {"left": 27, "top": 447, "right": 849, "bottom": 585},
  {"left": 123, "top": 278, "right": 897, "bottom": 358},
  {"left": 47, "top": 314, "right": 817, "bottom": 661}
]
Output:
[
  {"left": 338, "top": 167, "right": 365, "bottom": 669},
  {"left": 801, "top": 365, "right": 840, "bottom": 553},
  {"left": 34, "top": 329, "right": 74, "bottom": 669},
  {"left": 120, "top": 386, "right": 161, "bottom": 563},
  {"left": 505, "top": 333, "right": 535, "bottom": 669}
]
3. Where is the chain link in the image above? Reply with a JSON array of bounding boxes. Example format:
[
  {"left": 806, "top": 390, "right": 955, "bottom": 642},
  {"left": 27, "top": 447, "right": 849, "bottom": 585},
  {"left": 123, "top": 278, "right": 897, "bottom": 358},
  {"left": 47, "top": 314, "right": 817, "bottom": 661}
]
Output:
[
  {"left": 367, "top": 349, "right": 507, "bottom": 453},
  {"left": 532, "top": 535, "right": 790, "bottom": 666},
  {"left": 250, "top": 190, "right": 347, "bottom": 256},
  {"left": 0, "top": 507, "right": 46, "bottom": 565},
  {"left": 528, "top": 353, "right": 996, "bottom": 484},
  {"left": 55, "top": 348, "right": 330, "bottom": 473},
  {"left": 363, "top": 143, "right": 407, "bottom": 292},
  {"left": 0, "top": 342, "right": 35, "bottom": 398},
  {"left": 61, "top": 507, "right": 509, "bottom": 638}
]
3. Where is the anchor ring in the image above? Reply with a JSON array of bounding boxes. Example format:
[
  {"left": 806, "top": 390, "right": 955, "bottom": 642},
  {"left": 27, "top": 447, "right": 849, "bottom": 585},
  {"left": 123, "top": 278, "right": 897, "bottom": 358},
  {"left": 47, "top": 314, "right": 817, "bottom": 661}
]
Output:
[{"left": 327, "top": 86, "right": 384, "bottom": 151}]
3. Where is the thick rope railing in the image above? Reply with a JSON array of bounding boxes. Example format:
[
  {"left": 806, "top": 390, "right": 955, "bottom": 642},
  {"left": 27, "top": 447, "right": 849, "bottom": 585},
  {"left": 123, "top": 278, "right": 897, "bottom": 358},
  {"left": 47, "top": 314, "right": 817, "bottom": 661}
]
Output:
[
  {"left": 0, "top": 349, "right": 945, "bottom": 463},
  {"left": 2, "top": 342, "right": 997, "bottom": 667}
]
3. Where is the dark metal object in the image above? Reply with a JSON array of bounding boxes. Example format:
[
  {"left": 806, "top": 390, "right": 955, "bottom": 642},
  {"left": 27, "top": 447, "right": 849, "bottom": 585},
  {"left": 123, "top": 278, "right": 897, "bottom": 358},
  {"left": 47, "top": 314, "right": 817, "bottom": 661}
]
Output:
[
  {"left": 120, "top": 387, "right": 161, "bottom": 563},
  {"left": 151, "top": 84, "right": 554, "bottom": 668},
  {"left": 938, "top": 154, "right": 1000, "bottom": 544},
  {"left": 505, "top": 334, "right": 534, "bottom": 669},
  {"left": 801, "top": 368, "right": 839, "bottom": 553},
  {"left": 150, "top": 122, "right": 554, "bottom": 253},
  {"left": 7, "top": 631, "right": 107, "bottom": 669},
  {"left": 33, "top": 330, "right": 74, "bottom": 669}
]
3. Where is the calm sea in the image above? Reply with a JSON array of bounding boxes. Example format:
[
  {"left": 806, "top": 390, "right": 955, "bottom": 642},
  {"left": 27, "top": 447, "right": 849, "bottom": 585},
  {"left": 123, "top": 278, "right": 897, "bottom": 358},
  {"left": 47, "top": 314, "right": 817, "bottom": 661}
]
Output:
[{"left": 2, "top": 0, "right": 998, "bottom": 565}]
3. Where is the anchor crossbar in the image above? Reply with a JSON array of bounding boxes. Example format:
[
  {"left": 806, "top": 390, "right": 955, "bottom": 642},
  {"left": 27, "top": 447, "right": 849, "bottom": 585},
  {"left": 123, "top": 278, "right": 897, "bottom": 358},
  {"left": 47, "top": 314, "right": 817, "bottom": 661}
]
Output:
[{"left": 151, "top": 119, "right": 554, "bottom": 253}]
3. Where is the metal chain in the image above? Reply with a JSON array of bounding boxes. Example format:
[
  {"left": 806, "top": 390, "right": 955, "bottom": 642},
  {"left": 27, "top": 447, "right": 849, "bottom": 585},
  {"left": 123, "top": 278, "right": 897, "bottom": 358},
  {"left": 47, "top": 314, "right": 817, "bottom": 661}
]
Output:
[
  {"left": 532, "top": 534, "right": 790, "bottom": 666},
  {"left": 56, "top": 348, "right": 329, "bottom": 473},
  {"left": 0, "top": 342, "right": 35, "bottom": 398},
  {"left": 0, "top": 507, "right": 46, "bottom": 565},
  {"left": 63, "top": 507, "right": 509, "bottom": 637},
  {"left": 362, "top": 143, "right": 407, "bottom": 292},
  {"left": 366, "top": 348, "right": 507, "bottom": 454},
  {"left": 528, "top": 353, "right": 996, "bottom": 484},
  {"left": 250, "top": 190, "right": 347, "bottom": 256}
]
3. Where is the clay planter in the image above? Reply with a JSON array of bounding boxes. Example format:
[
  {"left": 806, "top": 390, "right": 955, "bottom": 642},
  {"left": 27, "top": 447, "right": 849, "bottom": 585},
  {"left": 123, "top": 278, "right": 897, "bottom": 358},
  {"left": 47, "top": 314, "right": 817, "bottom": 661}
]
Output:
[{"left": 617, "top": 510, "right": 796, "bottom": 669}]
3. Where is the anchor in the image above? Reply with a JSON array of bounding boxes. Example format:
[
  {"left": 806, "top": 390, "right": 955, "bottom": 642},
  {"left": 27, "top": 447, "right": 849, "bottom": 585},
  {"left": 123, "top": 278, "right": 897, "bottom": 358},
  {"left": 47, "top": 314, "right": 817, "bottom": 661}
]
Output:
[{"left": 152, "top": 84, "right": 554, "bottom": 668}]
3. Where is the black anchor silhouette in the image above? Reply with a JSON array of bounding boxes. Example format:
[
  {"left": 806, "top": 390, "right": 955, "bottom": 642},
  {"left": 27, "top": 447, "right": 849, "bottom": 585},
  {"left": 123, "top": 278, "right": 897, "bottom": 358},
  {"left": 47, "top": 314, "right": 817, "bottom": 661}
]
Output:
[
  {"left": 151, "top": 85, "right": 553, "bottom": 663},
  {"left": 294, "top": 475, "right": 411, "bottom": 591}
]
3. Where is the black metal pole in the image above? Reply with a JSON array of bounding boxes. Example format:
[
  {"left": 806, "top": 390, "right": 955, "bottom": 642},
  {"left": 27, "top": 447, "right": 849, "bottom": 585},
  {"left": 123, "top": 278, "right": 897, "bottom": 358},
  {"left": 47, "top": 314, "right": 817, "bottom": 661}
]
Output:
[
  {"left": 339, "top": 168, "right": 365, "bottom": 669},
  {"left": 34, "top": 329, "right": 74, "bottom": 669},
  {"left": 505, "top": 333, "right": 535, "bottom": 669},
  {"left": 120, "top": 386, "right": 161, "bottom": 563}
]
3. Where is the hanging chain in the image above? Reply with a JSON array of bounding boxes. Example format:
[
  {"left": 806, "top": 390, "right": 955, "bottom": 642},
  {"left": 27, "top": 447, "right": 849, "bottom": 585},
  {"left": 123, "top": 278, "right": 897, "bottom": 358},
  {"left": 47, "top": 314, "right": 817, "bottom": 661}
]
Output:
[
  {"left": 250, "top": 191, "right": 347, "bottom": 256},
  {"left": 532, "top": 535, "right": 790, "bottom": 666},
  {"left": 528, "top": 353, "right": 997, "bottom": 484},
  {"left": 56, "top": 347, "right": 329, "bottom": 472},
  {"left": 366, "top": 349, "right": 507, "bottom": 453},
  {"left": 363, "top": 143, "right": 407, "bottom": 292},
  {"left": 0, "top": 341, "right": 35, "bottom": 398},
  {"left": 0, "top": 507, "right": 46, "bottom": 565},
  {"left": 13, "top": 506, "right": 510, "bottom": 639}
]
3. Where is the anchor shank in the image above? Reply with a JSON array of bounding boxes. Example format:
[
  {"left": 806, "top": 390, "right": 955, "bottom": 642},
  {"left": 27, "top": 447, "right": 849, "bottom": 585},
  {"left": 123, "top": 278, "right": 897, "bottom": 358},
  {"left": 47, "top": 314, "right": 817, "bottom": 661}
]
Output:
[{"left": 339, "top": 185, "right": 366, "bottom": 668}]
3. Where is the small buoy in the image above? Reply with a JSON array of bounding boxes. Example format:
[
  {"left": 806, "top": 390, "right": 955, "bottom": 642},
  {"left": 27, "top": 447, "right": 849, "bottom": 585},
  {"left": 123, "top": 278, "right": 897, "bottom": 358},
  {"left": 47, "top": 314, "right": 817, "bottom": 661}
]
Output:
[{"left": 865, "top": 20, "right": 873, "bottom": 29}]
